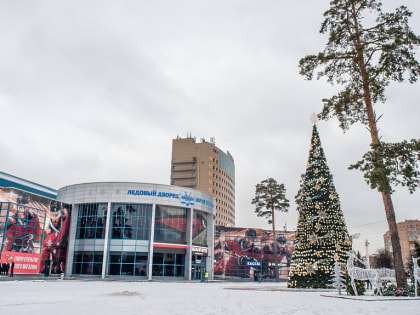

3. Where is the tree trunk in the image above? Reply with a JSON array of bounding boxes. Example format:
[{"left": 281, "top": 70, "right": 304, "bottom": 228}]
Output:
[
  {"left": 359, "top": 63, "right": 406, "bottom": 287},
  {"left": 350, "top": 4, "right": 407, "bottom": 287},
  {"left": 382, "top": 193, "right": 406, "bottom": 286},
  {"left": 271, "top": 204, "right": 279, "bottom": 282},
  {"left": 360, "top": 68, "right": 407, "bottom": 287}
]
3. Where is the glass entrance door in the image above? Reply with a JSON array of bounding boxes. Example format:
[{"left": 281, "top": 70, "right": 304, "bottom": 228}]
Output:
[
  {"left": 191, "top": 265, "right": 202, "bottom": 280},
  {"left": 191, "top": 254, "right": 206, "bottom": 280}
]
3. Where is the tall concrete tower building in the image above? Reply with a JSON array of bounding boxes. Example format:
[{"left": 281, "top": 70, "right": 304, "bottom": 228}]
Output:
[{"left": 171, "top": 136, "right": 235, "bottom": 226}]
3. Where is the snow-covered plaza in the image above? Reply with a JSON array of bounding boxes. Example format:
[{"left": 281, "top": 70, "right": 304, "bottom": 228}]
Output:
[{"left": 1, "top": 280, "right": 419, "bottom": 315}]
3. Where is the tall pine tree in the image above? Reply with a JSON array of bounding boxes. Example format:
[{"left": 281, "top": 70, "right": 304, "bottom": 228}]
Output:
[{"left": 288, "top": 123, "right": 351, "bottom": 288}]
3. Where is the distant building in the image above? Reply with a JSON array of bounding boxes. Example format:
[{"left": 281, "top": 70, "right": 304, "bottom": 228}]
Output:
[
  {"left": 384, "top": 219, "right": 420, "bottom": 266},
  {"left": 363, "top": 254, "right": 377, "bottom": 268},
  {"left": 171, "top": 136, "right": 235, "bottom": 226}
]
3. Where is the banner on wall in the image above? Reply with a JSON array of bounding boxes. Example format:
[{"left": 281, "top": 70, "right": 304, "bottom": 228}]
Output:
[
  {"left": 0, "top": 251, "right": 41, "bottom": 273},
  {"left": 0, "top": 188, "right": 72, "bottom": 275},
  {"left": 214, "top": 226, "right": 295, "bottom": 280}
]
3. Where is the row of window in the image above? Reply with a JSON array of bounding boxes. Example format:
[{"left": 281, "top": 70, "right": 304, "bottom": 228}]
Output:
[
  {"left": 209, "top": 162, "right": 234, "bottom": 184},
  {"left": 75, "top": 203, "right": 206, "bottom": 245},
  {"left": 72, "top": 251, "right": 186, "bottom": 277},
  {"left": 71, "top": 203, "right": 208, "bottom": 277}
]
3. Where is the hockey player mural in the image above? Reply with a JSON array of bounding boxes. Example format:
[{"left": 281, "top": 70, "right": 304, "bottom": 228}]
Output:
[
  {"left": 40, "top": 200, "right": 71, "bottom": 274},
  {"left": 0, "top": 188, "right": 72, "bottom": 275},
  {"left": 214, "top": 226, "right": 294, "bottom": 280},
  {"left": 1, "top": 192, "right": 44, "bottom": 256}
]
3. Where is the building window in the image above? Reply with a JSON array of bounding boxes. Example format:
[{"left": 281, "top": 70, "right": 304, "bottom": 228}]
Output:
[
  {"left": 152, "top": 253, "right": 185, "bottom": 277},
  {"left": 72, "top": 251, "right": 103, "bottom": 275},
  {"left": 111, "top": 203, "right": 152, "bottom": 240},
  {"left": 108, "top": 251, "right": 148, "bottom": 277},
  {"left": 192, "top": 210, "right": 207, "bottom": 246},
  {"left": 73, "top": 203, "right": 108, "bottom": 276},
  {"left": 154, "top": 205, "right": 187, "bottom": 244},
  {"left": 76, "top": 203, "right": 108, "bottom": 239}
]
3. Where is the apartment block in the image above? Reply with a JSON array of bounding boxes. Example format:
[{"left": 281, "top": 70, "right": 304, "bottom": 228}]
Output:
[
  {"left": 171, "top": 136, "right": 235, "bottom": 226},
  {"left": 384, "top": 219, "right": 420, "bottom": 266}
]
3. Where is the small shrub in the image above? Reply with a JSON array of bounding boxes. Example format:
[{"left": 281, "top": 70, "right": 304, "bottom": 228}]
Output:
[{"left": 381, "top": 283, "right": 415, "bottom": 297}]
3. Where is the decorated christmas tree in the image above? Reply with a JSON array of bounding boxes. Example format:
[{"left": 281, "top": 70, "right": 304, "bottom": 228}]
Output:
[{"left": 288, "top": 122, "right": 351, "bottom": 288}]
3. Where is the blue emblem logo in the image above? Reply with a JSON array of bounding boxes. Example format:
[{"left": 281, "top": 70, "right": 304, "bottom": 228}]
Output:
[{"left": 181, "top": 192, "right": 195, "bottom": 206}]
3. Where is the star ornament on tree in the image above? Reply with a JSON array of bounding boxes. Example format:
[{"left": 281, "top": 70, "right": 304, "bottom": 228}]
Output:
[
  {"left": 305, "top": 263, "right": 315, "bottom": 273},
  {"left": 318, "top": 210, "right": 327, "bottom": 218},
  {"left": 334, "top": 252, "right": 341, "bottom": 261},
  {"left": 309, "top": 234, "right": 318, "bottom": 243},
  {"left": 310, "top": 112, "right": 319, "bottom": 125}
]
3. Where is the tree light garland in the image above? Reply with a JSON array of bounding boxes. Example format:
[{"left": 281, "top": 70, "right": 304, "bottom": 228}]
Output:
[{"left": 288, "top": 124, "right": 351, "bottom": 288}]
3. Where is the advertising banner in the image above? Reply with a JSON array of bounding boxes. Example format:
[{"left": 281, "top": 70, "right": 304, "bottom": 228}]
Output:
[
  {"left": 214, "top": 226, "right": 295, "bottom": 280},
  {"left": 1, "top": 251, "right": 40, "bottom": 274},
  {"left": 0, "top": 188, "right": 72, "bottom": 275}
]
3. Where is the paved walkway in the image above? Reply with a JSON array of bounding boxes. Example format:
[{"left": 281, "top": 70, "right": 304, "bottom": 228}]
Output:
[
  {"left": 0, "top": 274, "right": 61, "bottom": 281},
  {"left": 225, "top": 286, "right": 336, "bottom": 292}
]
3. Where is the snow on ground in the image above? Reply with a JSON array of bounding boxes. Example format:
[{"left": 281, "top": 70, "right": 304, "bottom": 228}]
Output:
[{"left": 0, "top": 280, "right": 419, "bottom": 315}]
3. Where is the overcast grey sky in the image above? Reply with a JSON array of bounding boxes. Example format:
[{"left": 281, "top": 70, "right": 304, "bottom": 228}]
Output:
[{"left": 1, "top": 0, "right": 419, "bottom": 254}]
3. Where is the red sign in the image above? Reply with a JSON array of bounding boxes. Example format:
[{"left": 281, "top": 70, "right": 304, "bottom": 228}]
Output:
[
  {"left": 1, "top": 251, "right": 41, "bottom": 274},
  {"left": 153, "top": 243, "right": 187, "bottom": 249}
]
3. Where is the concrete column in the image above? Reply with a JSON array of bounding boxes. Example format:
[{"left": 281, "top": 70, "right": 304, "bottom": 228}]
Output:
[
  {"left": 147, "top": 204, "right": 156, "bottom": 280},
  {"left": 207, "top": 198, "right": 216, "bottom": 280},
  {"left": 101, "top": 202, "right": 112, "bottom": 279},
  {"left": 206, "top": 211, "right": 215, "bottom": 280},
  {"left": 65, "top": 204, "right": 79, "bottom": 277},
  {"left": 185, "top": 207, "right": 193, "bottom": 280}
]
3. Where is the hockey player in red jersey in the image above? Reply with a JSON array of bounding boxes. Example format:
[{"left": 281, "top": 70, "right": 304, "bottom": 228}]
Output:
[
  {"left": 4, "top": 205, "right": 42, "bottom": 253},
  {"left": 214, "top": 229, "right": 261, "bottom": 277},
  {"left": 40, "top": 201, "right": 70, "bottom": 274}
]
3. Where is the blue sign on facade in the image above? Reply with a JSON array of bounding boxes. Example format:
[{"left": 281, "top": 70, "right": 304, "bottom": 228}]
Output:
[
  {"left": 245, "top": 261, "right": 261, "bottom": 267},
  {"left": 126, "top": 189, "right": 214, "bottom": 208}
]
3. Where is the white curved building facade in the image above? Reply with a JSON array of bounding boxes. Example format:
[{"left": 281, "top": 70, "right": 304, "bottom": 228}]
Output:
[{"left": 58, "top": 182, "right": 215, "bottom": 280}]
